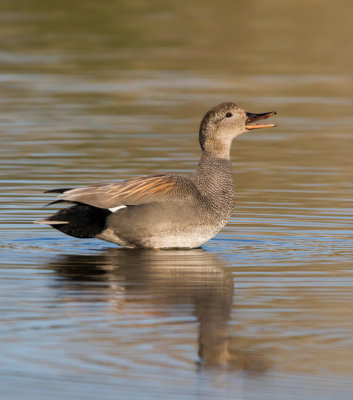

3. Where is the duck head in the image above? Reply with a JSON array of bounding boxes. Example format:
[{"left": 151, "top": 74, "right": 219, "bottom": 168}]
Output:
[{"left": 199, "top": 102, "right": 276, "bottom": 159}]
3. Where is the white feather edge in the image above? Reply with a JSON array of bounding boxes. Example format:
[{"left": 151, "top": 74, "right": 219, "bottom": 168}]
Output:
[
  {"left": 34, "top": 219, "right": 69, "bottom": 225},
  {"left": 108, "top": 205, "right": 127, "bottom": 212}
]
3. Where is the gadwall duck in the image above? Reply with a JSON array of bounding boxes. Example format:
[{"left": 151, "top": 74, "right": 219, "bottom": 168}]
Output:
[{"left": 36, "top": 102, "right": 276, "bottom": 249}]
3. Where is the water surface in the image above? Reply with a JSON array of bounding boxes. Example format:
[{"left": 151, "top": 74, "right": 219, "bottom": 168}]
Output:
[{"left": 0, "top": 1, "right": 353, "bottom": 399}]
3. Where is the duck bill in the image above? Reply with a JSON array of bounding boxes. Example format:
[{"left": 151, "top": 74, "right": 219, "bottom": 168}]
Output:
[{"left": 245, "top": 111, "right": 277, "bottom": 130}]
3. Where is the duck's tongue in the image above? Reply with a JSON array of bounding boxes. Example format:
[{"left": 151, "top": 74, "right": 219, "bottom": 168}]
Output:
[{"left": 245, "top": 111, "right": 277, "bottom": 130}]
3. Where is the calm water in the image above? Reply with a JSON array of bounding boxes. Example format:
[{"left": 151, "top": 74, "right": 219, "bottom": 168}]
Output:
[{"left": 1, "top": 1, "right": 353, "bottom": 399}]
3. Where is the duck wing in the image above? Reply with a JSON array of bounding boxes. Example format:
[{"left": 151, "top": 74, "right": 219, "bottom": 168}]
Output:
[{"left": 45, "top": 174, "right": 191, "bottom": 210}]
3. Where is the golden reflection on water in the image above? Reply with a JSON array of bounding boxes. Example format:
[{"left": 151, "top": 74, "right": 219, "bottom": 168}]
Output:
[{"left": 0, "top": 0, "right": 352, "bottom": 75}]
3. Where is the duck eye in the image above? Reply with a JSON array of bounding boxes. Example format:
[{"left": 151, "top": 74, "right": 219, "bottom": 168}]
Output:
[{"left": 226, "top": 112, "right": 232, "bottom": 118}]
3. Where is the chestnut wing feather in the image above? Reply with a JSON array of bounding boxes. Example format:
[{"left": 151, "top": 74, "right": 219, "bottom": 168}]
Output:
[{"left": 54, "top": 175, "right": 184, "bottom": 209}]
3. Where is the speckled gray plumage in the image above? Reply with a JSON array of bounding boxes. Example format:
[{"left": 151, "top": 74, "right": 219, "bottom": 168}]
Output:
[{"left": 99, "top": 154, "right": 235, "bottom": 248}]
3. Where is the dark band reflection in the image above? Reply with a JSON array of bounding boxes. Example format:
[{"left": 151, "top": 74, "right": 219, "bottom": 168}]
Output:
[{"left": 47, "top": 248, "right": 268, "bottom": 372}]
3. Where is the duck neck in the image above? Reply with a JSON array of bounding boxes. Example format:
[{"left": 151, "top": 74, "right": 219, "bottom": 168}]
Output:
[
  {"left": 202, "top": 137, "right": 232, "bottom": 160},
  {"left": 197, "top": 151, "right": 233, "bottom": 171},
  {"left": 194, "top": 152, "right": 235, "bottom": 200}
]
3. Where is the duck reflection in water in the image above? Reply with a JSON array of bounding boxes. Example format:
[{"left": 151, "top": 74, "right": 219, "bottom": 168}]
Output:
[{"left": 48, "top": 248, "right": 268, "bottom": 372}]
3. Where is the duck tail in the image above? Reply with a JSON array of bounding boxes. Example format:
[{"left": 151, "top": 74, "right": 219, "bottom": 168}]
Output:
[{"left": 34, "top": 204, "right": 111, "bottom": 238}]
